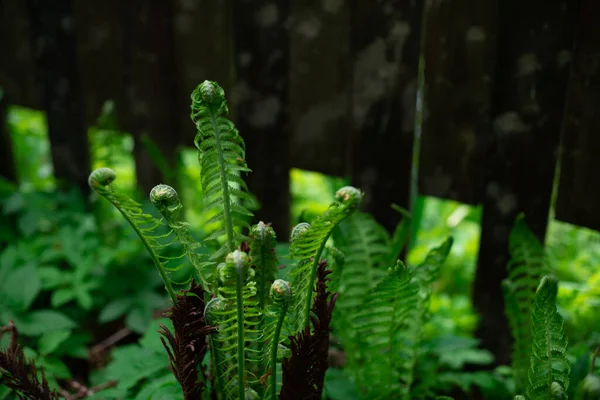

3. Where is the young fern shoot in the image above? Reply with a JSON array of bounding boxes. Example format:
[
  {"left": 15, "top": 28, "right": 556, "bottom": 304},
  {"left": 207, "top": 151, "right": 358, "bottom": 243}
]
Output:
[
  {"left": 150, "top": 184, "right": 213, "bottom": 290},
  {"left": 88, "top": 168, "right": 177, "bottom": 303},
  {"left": 288, "top": 186, "right": 362, "bottom": 333},
  {"left": 190, "top": 80, "right": 253, "bottom": 262}
]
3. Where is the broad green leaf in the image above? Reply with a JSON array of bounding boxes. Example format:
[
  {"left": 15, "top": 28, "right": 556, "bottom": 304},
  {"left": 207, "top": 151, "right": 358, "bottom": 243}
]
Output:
[
  {"left": 51, "top": 288, "right": 75, "bottom": 307},
  {"left": 99, "top": 298, "right": 134, "bottom": 323},
  {"left": 0, "top": 263, "right": 40, "bottom": 311},
  {"left": 15, "top": 310, "right": 75, "bottom": 335},
  {"left": 38, "top": 329, "right": 72, "bottom": 355}
]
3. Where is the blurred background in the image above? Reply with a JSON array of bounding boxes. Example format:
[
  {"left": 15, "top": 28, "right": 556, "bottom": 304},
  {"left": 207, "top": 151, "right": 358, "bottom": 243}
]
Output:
[{"left": 0, "top": 0, "right": 599, "bottom": 398}]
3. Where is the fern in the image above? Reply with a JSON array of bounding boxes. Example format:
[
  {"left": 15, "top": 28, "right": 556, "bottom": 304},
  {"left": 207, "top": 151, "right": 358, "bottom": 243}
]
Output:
[
  {"left": 204, "top": 250, "right": 262, "bottom": 400},
  {"left": 288, "top": 186, "right": 362, "bottom": 333},
  {"left": 524, "top": 275, "right": 571, "bottom": 400},
  {"left": 88, "top": 168, "right": 177, "bottom": 303},
  {"left": 262, "top": 279, "right": 292, "bottom": 399},
  {"left": 352, "top": 260, "right": 420, "bottom": 399},
  {"left": 190, "top": 80, "right": 253, "bottom": 262},
  {"left": 150, "top": 184, "right": 213, "bottom": 291},
  {"left": 504, "top": 216, "right": 552, "bottom": 393}
]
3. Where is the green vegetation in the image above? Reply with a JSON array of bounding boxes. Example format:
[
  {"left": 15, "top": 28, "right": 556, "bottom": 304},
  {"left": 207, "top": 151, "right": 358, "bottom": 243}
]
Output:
[{"left": 0, "top": 81, "right": 599, "bottom": 400}]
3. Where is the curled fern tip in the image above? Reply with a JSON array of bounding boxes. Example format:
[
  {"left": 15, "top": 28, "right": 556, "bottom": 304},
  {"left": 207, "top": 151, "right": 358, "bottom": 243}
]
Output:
[
  {"left": 150, "top": 184, "right": 180, "bottom": 211},
  {"left": 290, "top": 222, "right": 311, "bottom": 242},
  {"left": 88, "top": 167, "right": 116, "bottom": 189},
  {"left": 335, "top": 186, "right": 363, "bottom": 206}
]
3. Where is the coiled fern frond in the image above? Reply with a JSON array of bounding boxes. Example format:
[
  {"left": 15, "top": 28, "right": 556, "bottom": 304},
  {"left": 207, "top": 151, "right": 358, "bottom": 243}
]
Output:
[
  {"left": 204, "top": 250, "right": 262, "bottom": 400},
  {"left": 352, "top": 260, "right": 419, "bottom": 399},
  {"left": 524, "top": 275, "right": 571, "bottom": 400},
  {"left": 88, "top": 168, "right": 177, "bottom": 303},
  {"left": 150, "top": 184, "right": 213, "bottom": 291},
  {"left": 190, "top": 80, "right": 253, "bottom": 262},
  {"left": 504, "top": 216, "right": 552, "bottom": 393},
  {"left": 288, "top": 186, "right": 362, "bottom": 333}
]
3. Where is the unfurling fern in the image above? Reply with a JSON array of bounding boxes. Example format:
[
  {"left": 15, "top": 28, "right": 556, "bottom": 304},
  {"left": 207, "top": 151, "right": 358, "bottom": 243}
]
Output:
[
  {"left": 504, "top": 216, "right": 552, "bottom": 393},
  {"left": 288, "top": 186, "right": 362, "bottom": 333},
  {"left": 150, "top": 184, "right": 213, "bottom": 291},
  {"left": 205, "top": 250, "right": 262, "bottom": 400},
  {"left": 190, "top": 80, "right": 253, "bottom": 262},
  {"left": 523, "top": 275, "right": 571, "bottom": 400},
  {"left": 352, "top": 260, "right": 419, "bottom": 399},
  {"left": 88, "top": 168, "right": 178, "bottom": 303}
]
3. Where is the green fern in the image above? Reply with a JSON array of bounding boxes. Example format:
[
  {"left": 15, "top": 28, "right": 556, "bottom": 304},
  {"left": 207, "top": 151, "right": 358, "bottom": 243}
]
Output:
[
  {"left": 288, "top": 186, "right": 362, "bottom": 333},
  {"left": 190, "top": 80, "right": 253, "bottom": 262},
  {"left": 524, "top": 275, "right": 571, "bottom": 400},
  {"left": 262, "top": 279, "right": 292, "bottom": 400},
  {"left": 204, "top": 250, "right": 261, "bottom": 400},
  {"left": 88, "top": 168, "right": 177, "bottom": 303},
  {"left": 150, "top": 184, "right": 213, "bottom": 291},
  {"left": 352, "top": 260, "right": 419, "bottom": 399},
  {"left": 504, "top": 216, "right": 552, "bottom": 393}
]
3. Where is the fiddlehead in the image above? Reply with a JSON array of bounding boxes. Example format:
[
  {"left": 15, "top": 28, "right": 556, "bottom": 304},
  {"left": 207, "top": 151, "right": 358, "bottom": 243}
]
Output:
[
  {"left": 190, "top": 81, "right": 253, "bottom": 262},
  {"left": 288, "top": 186, "right": 362, "bottom": 333},
  {"left": 88, "top": 168, "right": 177, "bottom": 303},
  {"left": 150, "top": 184, "right": 213, "bottom": 290},
  {"left": 263, "top": 279, "right": 292, "bottom": 399}
]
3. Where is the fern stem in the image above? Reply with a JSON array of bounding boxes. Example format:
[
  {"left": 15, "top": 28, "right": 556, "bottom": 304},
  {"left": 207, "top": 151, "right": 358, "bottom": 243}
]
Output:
[
  {"left": 592, "top": 344, "right": 600, "bottom": 375},
  {"left": 235, "top": 260, "right": 246, "bottom": 400},
  {"left": 303, "top": 234, "right": 330, "bottom": 328},
  {"left": 269, "top": 300, "right": 289, "bottom": 400},
  {"left": 209, "top": 112, "right": 236, "bottom": 253},
  {"left": 114, "top": 204, "right": 177, "bottom": 304}
]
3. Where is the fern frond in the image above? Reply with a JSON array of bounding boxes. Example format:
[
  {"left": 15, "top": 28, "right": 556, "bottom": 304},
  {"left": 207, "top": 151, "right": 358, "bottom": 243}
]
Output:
[
  {"left": 89, "top": 168, "right": 177, "bottom": 303},
  {"left": 333, "top": 211, "right": 390, "bottom": 320},
  {"left": 150, "top": 184, "right": 213, "bottom": 291},
  {"left": 204, "top": 250, "right": 262, "bottom": 400},
  {"left": 190, "top": 81, "right": 253, "bottom": 262},
  {"left": 262, "top": 279, "right": 292, "bottom": 400},
  {"left": 387, "top": 203, "right": 411, "bottom": 266},
  {"left": 288, "top": 186, "right": 362, "bottom": 333},
  {"left": 525, "top": 275, "right": 571, "bottom": 400},
  {"left": 504, "top": 217, "right": 552, "bottom": 393},
  {"left": 351, "top": 260, "right": 419, "bottom": 399}
]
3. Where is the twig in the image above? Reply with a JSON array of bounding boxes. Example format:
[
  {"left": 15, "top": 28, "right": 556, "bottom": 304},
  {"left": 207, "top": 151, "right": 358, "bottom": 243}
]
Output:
[
  {"left": 60, "top": 380, "right": 117, "bottom": 400},
  {"left": 89, "top": 327, "right": 132, "bottom": 355}
]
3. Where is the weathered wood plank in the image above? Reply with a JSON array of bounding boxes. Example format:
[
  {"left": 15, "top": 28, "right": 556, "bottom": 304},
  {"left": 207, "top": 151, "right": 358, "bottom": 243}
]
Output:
[
  {"left": 72, "top": 0, "right": 123, "bottom": 126},
  {"left": 120, "top": 0, "right": 179, "bottom": 194},
  {"left": 419, "top": 0, "right": 496, "bottom": 204},
  {"left": 232, "top": 1, "right": 291, "bottom": 237},
  {"left": 349, "top": 0, "right": 424, "bottom": 232},
  {"left": 26, "top": 0, "right": 91, "bottom": 194},
  {"left": 173, "top": 0, "right": 234, "bottom": 146},
  {"left": 555, "top": 0, "right": 600, "bottom": 231},
  {"left": 0, "top": 0, "right": 39, "bottom": 109},
  {"left": 0, "top": 89, "right": 16, "bottom": 183},
  {"left": 473, "top": 0, "right": 579, "bottom": 364},
  {"left": 288, "top": 0, "right": 351, "bottom": 177}
]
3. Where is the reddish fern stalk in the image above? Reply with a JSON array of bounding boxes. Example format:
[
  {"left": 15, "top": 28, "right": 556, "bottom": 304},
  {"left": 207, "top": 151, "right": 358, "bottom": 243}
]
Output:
[
  {"left": 280, "top": 260, "right": 338, "bottom": 400},
  {"left": 158, "top": 280, "right": 215, "bottom": 400},
  {"left": 0, "top": 321, "right": 59, "bottom": 400}
]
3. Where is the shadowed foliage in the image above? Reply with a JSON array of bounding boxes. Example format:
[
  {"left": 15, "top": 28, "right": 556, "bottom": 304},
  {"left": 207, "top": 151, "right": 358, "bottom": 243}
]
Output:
[
  {"left": 158, "top": 280, "right": 215, "bottom": 400},
  {"left": 280, "top": 260, "right": 338, "bottom": 400},
  {"left": 0, "top": 321, "right": 59, "bottom": 400}
]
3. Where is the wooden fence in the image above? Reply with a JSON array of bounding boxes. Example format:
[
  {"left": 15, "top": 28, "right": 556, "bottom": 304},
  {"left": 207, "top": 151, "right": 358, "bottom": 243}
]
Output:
[{"left": 1, "top": 0, "right": 599, "bottom": 364}]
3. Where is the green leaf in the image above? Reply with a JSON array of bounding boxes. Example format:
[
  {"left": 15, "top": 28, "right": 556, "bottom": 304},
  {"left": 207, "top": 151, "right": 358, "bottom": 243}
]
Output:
[
  {"left": 39, "top": 356, "right": 71, "bottom": 379},
  {"left": 38, "top": 329, "right": 72, "bottom": 355},
  {"left": 75, "top": 289, "right": 93, "bottom": 310},
  {"left": 324, "top": 368, "right": 360, "bottom": 400},
  {"left": 37, "top": 266, "right": 65, "bottom": 289},
  {"left": 15, "top": 310, "right": 76, "bottom": 335},
  {"left": 99, "top": 298, "right": 134, "bottom": 323},
  {"left": 51, "top": 288, "right": 75, "bottom": 307},
  {"left": 0, "top": 263, "right": 41, "bottom": 312},
  {"left": 126, "top": 306, "right": 152, "bottom": 334}
]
